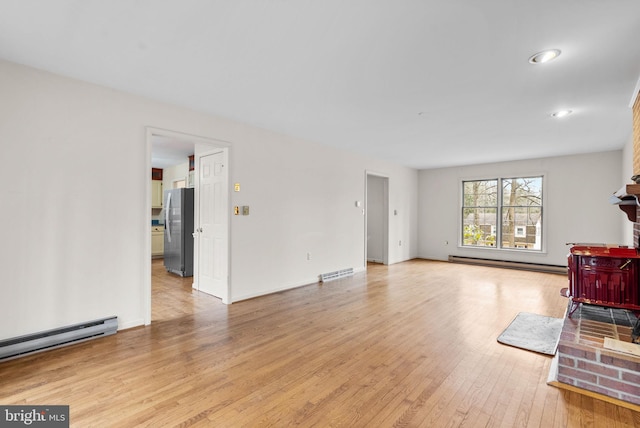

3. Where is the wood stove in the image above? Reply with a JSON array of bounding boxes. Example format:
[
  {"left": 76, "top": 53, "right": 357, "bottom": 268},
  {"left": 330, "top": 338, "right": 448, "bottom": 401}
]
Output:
[{"left": 564, "top": 245, "right": 640, "bottom": 317}]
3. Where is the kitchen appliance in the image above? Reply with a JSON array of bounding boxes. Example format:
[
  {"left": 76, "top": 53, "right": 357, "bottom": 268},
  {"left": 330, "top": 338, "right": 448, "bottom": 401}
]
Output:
[{"left": 164, "top": 188, "right": 194, "bottom": 277}]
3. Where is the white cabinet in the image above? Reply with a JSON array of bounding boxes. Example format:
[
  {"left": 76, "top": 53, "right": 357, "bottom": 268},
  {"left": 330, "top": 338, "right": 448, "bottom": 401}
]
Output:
[
  {"left": 151, "top": 180, "right": 163, "bottom": 209},
  {"left": 151, "top": 226, "right": 164, "bottom": 257}
]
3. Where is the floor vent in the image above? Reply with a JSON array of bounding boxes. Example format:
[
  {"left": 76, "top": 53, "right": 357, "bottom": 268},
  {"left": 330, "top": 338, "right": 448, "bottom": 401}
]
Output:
[
  {"left": 0, "top": 316, "right": 118, "bottom": 362},
  {"left": 448, "top": 256, "right": 566, "bottom": 274},
  {"left": 320, "top": 268, "right": 354, "bottom": 282}
]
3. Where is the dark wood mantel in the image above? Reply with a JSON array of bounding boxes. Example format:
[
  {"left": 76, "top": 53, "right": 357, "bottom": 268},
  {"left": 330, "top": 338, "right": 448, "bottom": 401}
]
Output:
[{"left": 618, "top": 184, "right": 640, "bottom": 222}]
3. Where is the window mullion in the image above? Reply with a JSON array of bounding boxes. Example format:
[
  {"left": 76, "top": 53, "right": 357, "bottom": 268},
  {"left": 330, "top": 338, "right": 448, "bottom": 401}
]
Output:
[{"left": 496, "top": 178, "right": 502, "bottom": 249}]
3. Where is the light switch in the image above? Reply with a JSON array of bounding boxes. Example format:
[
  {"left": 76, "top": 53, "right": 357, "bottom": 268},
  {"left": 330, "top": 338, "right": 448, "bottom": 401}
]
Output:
[{"left": 242, "top": 206, "right": 250, "bottom": 215}]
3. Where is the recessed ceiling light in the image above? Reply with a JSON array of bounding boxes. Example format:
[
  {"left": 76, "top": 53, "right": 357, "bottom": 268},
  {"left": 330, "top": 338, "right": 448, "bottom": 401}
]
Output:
[
  {"left": 529, "top": 49, "right": 561, "bottom": 64},
  {"left": 551, "top": 110, "right": 572, "bottom": 118}
]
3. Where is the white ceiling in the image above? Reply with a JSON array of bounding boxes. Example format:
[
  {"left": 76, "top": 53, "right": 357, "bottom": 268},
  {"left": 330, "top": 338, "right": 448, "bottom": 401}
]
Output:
[
  {"left": 1, "top": 0, "right": 639, "bottom": 170},
  {"left": 149, "top": 135, "right": 194, "bottom": 169}
]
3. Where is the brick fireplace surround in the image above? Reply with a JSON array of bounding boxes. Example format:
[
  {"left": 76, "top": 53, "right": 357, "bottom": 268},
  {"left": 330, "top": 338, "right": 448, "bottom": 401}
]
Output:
[{"left": 553, "top": 304, "right": 640, "bottom": 407}]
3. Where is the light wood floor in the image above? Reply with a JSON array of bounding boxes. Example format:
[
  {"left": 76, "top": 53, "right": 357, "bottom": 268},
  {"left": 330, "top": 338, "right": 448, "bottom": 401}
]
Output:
[{"left": 2, "top": 259, "right": 640, "bottom": 427}]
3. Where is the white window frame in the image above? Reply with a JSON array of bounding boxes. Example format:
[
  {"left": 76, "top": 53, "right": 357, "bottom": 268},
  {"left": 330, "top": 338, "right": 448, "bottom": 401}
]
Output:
[{"left": 460, "top": 175, "right": 544, "bottom": 252}]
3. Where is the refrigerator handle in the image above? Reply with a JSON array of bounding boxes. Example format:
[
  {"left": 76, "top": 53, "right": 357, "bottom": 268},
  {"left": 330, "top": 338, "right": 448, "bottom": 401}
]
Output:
[{"left": 165, "top": 192, "right": 172, "bottom": 243}]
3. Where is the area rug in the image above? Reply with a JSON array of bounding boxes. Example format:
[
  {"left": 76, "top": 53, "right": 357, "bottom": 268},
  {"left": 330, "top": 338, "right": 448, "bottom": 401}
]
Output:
[{"left": 497, "top": 312, "right": 563, "bottom": 355}]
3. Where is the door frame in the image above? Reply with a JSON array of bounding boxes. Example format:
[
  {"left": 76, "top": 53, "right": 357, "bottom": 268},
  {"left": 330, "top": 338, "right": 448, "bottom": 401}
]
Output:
[
  {"left": 364, "top": 171, "right": 389, "bottom": 266},
  {"left": 144, "top": 127, "right": 231, "bottom": 325}
]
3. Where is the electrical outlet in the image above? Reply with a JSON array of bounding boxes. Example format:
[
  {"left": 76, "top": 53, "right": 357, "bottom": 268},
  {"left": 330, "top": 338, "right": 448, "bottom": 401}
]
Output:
[
  {"left": 399, "top": 240, "right": 402, "bottom": 246},
  {"left": 307, "top": 252, "right": 312, "bottom": 260}
]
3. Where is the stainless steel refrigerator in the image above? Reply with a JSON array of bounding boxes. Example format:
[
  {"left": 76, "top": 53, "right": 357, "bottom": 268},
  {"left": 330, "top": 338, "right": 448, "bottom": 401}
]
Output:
[{"left": 163, "top": 188, "right": 194, "bottom": 277}]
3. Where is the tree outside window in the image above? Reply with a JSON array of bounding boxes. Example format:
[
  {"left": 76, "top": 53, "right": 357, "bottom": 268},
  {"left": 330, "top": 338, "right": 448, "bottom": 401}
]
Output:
[
  {"left": 462, "top": 180, "right": 497, "bottom": 247},
  {"left": 462, "top": 176, "right": 542, "bottom": 250}
]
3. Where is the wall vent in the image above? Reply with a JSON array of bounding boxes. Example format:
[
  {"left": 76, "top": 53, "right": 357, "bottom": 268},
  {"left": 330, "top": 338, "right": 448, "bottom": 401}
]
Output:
[
  {"left": 0, "top": 316, "right": 118, "bottom": 362},
  {"left": 320, "top": 268, "right": 354, "bottom": 282}
]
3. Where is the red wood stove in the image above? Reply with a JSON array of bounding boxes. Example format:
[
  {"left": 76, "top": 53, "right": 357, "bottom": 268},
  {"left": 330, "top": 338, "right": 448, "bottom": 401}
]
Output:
[{"left": 564, "top": 245, "right": 640, "bottom": 317}]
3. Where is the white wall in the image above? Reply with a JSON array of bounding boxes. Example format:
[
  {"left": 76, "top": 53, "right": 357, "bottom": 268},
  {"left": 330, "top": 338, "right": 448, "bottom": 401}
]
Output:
[
  {"left": 418, "top": 151, "right": 624, "bottom": 266},
  {"left": 163, "top": 162, "right": 190, "bottom": 190},
  {"left": 227, "top": 131, "right": 418, "bottom": 301},
  {"left": 0, "top": 59, "right": 418, "bottom": 340}
]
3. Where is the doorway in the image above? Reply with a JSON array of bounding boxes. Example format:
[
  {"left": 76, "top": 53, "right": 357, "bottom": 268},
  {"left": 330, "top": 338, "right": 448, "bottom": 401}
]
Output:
[
  {"left": 145, "top": 128, "right": 230, "bottom": 325},
  {"left": 365, "top": 172, "right": 389, "bottom": 266}
]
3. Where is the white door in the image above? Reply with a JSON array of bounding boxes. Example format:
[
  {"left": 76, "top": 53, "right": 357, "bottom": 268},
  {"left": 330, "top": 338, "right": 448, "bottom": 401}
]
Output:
[{"left": 196, "top": 150, "right": 228, "bottom": 300}]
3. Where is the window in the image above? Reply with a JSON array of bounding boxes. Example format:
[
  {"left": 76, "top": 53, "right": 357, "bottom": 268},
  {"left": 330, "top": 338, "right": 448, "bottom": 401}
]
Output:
[
  {"left": 462, "top": 180, "right": 497, "bottom": 247},
  {"left": 462, "top": 176, "right": 543, "bottom": 251}
]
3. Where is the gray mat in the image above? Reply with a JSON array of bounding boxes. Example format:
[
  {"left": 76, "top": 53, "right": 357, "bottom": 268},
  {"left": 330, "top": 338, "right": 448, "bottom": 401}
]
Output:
[{"left": 497, "top": 312, "right": 563, "bottom": 355}]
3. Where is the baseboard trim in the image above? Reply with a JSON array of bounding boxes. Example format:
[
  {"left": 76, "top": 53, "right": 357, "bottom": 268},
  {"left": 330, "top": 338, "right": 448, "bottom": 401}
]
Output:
[{"left": 448, "top": 255, "right": 566, "bottom": 274}]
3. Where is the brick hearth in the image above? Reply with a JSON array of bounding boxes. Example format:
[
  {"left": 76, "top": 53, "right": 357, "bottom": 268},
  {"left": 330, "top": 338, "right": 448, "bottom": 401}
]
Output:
[{"left": 556, "top": 304, "right": 640, "bottom": 405}]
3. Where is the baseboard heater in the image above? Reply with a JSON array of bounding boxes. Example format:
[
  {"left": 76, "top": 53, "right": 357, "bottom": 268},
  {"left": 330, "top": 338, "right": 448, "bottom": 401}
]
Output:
[
  {"left": 447, "top": 256, "right": 566, "bottom": 274},
  {"left": 0, "top": 316, "right": 118, "bottom": 362},
  {"left": 320, "top": 268, "right": 354, "bottom": 282}
]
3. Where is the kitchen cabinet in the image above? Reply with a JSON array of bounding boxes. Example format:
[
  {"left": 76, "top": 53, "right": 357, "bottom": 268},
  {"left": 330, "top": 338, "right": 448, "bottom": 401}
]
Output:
[
  {"left": 151, "top": 180, "right": 163, "bottom": 208},
  {"left": 151, "top": 168, "right": 163, "bottom": 180},
  {"left": 152, "top": 225, "right": 164, "bottom": 258},
  {"left": 187, "top": 155, "right": 195, "bottom": 188}
]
